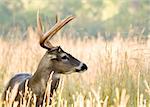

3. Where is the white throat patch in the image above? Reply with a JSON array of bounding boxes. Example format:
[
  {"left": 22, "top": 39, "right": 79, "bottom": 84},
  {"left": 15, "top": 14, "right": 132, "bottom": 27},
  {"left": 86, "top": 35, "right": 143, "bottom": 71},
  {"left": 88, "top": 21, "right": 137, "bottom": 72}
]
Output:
[{"left": 53, "top": 73, "right": 61, "bottom": 79}]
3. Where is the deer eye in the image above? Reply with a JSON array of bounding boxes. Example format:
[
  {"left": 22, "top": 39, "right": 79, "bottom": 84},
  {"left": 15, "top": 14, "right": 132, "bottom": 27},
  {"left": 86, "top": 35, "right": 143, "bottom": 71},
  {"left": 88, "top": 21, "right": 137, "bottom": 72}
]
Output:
[{"left": 61, "top": 55, "right": 69, "bottom": 60}]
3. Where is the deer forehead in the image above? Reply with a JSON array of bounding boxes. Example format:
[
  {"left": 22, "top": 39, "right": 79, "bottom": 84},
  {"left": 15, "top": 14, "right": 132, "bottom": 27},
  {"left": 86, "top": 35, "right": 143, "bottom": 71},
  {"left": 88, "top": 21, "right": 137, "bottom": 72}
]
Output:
[
  {"left": 47, "top": 54, "right": 57, "bottom": 59},
  {"left": 47, "top": 52, "right": 69, "bottom": 59}
]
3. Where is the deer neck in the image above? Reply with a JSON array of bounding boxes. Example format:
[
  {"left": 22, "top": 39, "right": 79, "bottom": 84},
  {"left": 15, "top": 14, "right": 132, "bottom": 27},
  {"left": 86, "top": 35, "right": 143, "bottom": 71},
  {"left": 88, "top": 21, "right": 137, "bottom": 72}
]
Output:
[{"left": 28, "top": 60, "right": 60, "bottom": 96}]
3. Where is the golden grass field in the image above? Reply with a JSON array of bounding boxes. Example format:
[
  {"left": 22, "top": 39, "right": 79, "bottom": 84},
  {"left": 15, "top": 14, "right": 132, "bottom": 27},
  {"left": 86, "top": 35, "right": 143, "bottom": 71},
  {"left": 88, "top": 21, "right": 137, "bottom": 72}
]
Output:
[{"left": 0, "top": 28, "right": 150, "bottom": 107}]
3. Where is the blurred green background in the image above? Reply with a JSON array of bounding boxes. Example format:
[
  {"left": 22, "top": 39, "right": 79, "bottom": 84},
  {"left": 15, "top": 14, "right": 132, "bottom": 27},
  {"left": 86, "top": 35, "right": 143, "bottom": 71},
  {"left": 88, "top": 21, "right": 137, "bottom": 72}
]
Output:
[{"left": 0, "top": 0, "right": 149, "bottom": 38}]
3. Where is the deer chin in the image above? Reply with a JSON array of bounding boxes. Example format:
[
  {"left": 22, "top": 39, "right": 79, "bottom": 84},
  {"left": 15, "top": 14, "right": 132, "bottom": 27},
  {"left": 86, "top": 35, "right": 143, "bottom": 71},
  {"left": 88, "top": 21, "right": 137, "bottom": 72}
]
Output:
[
  {"left": 59, "top": 69, "right": 75, "bottom": 74},
  {"left": 63, "top": 71, "right": 74, "bottom": 74},
  {"left": 75, "top": 69, "right": 86, "bottom": 73},
  {"left": 65, "top": 68, "right": 86, "bottom": 74}
]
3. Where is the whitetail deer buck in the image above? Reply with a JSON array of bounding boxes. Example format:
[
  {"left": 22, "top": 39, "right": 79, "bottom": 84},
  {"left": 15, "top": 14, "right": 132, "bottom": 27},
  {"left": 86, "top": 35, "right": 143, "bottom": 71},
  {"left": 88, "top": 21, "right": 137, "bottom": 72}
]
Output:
[{"left": 1, "top": 12, "right": 88, "bottom": 106}]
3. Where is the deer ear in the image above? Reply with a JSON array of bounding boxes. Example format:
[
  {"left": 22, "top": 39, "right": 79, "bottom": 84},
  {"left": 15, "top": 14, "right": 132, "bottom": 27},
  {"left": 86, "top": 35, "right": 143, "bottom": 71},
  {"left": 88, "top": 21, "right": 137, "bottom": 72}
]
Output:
[{"left": 57, "top": 46, "right": 62, "bottom": 52}]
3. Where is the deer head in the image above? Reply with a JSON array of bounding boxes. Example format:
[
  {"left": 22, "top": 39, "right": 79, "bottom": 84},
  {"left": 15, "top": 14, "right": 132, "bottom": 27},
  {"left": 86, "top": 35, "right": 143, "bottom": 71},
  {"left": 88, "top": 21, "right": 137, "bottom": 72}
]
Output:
[
  {"left": 1, "top": 12, "right": 88, "bottom": 106},
  {"left": 37, "top": 12, "right": 88, "bottom": 74}
]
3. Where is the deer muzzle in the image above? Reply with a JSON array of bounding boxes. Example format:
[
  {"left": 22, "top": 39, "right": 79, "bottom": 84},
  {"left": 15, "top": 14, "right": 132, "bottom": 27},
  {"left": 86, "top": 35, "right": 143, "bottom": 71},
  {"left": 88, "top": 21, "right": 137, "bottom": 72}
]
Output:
[{"left": 75, "top": 63, "right": 88, "bottom": 72}]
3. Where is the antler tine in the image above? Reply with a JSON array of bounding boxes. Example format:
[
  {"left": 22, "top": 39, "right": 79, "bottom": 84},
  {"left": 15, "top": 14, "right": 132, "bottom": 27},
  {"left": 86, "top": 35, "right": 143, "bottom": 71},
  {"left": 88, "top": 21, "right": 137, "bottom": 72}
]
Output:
[
  {"left": 55, "top": 14, "right": 58, "bottom": 23},
  {"left": 37, "top": 11, "right": 53, "bottom": 49},
  {"left": 37, "top": 11, "right": 75, "bottom": 50},
  {"left": 37, "top": 10, "right": 43, "bottom": 34},
  {"left": 44, "top": 16, "right": 75, "bottom": 40}
]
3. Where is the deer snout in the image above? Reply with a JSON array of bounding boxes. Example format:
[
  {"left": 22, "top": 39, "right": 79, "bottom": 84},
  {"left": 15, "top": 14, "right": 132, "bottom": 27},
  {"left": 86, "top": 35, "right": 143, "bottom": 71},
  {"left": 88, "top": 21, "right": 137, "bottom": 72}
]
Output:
[
  {"left": 81, "top": 63, "right": 88, "bottom": 71},
  {"left": 75, "top": 63, "right": 88, "bottom": 72}
]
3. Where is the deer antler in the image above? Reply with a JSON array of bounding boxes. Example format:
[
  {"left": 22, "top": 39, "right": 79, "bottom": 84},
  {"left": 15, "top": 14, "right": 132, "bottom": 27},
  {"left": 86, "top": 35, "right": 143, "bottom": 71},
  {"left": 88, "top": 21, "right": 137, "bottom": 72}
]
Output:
[{"left": 37, "top": 11, "right": 75, "bottom": 49}]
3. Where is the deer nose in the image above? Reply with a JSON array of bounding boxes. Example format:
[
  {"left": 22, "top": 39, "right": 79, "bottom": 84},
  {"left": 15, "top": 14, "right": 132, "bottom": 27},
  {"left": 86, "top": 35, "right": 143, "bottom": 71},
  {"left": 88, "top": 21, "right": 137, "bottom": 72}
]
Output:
[
  {"left": 81, "top": 63, "right": 88, "bottom": 71},
  {"left": 75, "top": 63, "right": 88, "bottom": 72}
]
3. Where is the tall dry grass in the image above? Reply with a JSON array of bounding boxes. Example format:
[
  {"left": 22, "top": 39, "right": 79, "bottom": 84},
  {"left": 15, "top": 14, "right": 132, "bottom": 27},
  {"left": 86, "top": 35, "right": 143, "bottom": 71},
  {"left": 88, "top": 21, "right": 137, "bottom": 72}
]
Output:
[{"left": 0, "top": 28, "right": 150, "bottom": 106}]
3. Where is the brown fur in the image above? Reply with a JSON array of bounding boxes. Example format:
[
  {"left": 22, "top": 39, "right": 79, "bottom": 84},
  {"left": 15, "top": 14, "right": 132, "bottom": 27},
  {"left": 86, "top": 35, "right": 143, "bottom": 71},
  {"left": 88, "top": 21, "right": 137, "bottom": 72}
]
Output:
[
  {"left": 2, "top": 47, "right": 87, "bottom": 106},
  {"left": 1, "top": 13, "right": 87, "bottom": 106}
]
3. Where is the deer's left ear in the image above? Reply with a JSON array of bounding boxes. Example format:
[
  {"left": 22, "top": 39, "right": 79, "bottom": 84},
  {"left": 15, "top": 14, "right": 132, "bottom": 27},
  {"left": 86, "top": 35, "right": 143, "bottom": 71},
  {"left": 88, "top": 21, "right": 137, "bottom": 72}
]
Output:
[{"left": 57, "top": 46, "right": 63, "bottom": 52}]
